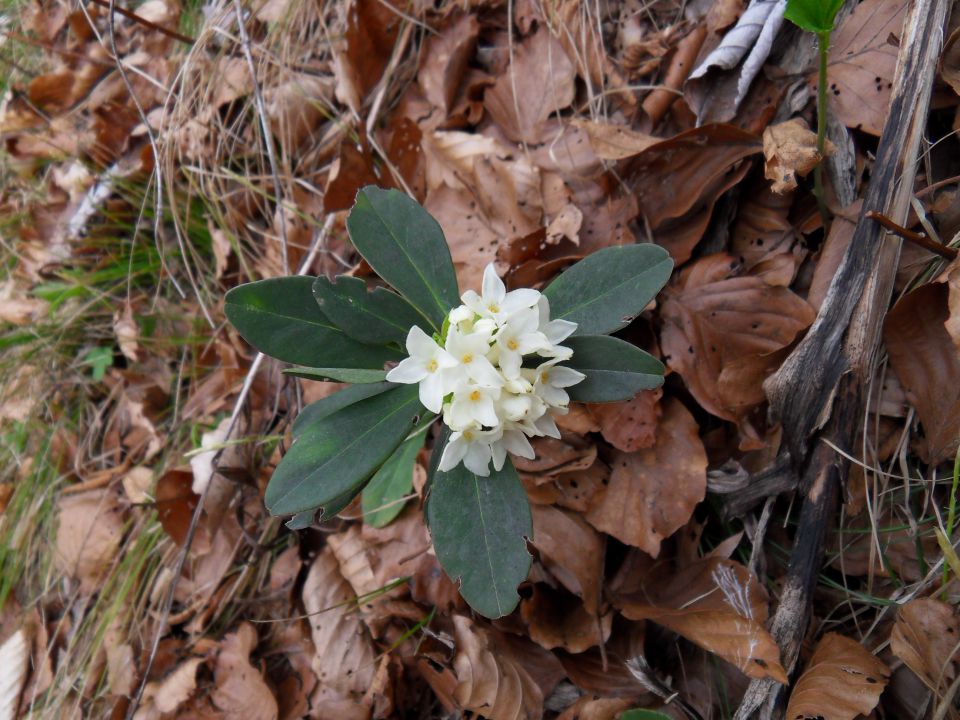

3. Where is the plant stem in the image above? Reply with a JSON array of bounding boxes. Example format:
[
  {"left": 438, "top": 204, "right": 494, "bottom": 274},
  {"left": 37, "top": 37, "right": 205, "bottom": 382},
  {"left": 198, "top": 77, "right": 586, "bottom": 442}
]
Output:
[
  {"left": 944, "top": 448, "right": 960, "bottom": 588},
  {"left": 814, "top": 30, "right": 830, "bottom": 226}
]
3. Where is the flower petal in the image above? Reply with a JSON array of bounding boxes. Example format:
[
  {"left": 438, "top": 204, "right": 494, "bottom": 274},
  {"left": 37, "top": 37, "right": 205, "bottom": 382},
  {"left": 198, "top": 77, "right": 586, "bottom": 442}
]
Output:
[
  {"left": 385, "top": 356, "right": 426, "bottom": 384},
  {"left": 438, "top": 434, "right": 468, "bottom": 472},
  {"left": 419, "top": 371, "right": 448, "bottom": 413},
  {"left": 482, "top": 263, "right": 505, "bottom": 305},
  {"left": 406, "top": 325, "right": 438, "bottom": 358}
]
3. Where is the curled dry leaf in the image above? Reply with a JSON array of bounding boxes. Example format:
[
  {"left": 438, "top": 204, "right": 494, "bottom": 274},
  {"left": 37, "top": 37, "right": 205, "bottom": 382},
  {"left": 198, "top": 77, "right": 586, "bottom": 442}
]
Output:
[
  {"left": 660, "top": 253, "right": 815, "bottom": 438},
  {"left": 614, "top": 557, "right": 787, "bottom": 684},
  {"left": 763, "top": 118, "right": 834, "bottom": 194},
  {"left": 212, "top": 623, "right": 279, "bottom": 720},
  {"left": 135, "top": 657, "right": 205, "bottom": 718},
  {"left": 418, "top": 13, "right": 481, "bottom": 117},
  {"left": 588, "top": 389, "right": 662, "bottom": 453},
  {"left": 883, "top": 283, "right": 960, "bottom": 464},
  {"left": 890, "top": 598, "right": 959, "bottom": 694},
  {"left": 585, "top": 398, "right": 706, "bottom": 556},
  {"left": 785, "top": 633, "right": 890, "bottom": 720},
  {"left": 824, "top": 0, "right": 908, "bottom": 136},
  {"left": 302, "top": 546, "right": 376, "bottom": 702},
  {"left": 54, "top": 489, "right": 125, "bottom": 595},
  {"left": 484, "top": 27, "right": 576, "bottom": 144}
]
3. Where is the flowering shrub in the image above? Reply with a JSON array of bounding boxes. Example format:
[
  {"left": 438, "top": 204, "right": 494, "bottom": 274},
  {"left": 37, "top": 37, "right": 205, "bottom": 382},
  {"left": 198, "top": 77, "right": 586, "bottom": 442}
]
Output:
[{"left": 225, "top": 186, "right": 673, "bottom": 617}]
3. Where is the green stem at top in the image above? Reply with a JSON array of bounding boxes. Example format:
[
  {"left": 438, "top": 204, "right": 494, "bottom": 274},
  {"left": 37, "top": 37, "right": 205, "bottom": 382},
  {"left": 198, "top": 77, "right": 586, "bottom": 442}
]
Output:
[{"left": 814, "top": 30, "right": 830, "bottom": 225}]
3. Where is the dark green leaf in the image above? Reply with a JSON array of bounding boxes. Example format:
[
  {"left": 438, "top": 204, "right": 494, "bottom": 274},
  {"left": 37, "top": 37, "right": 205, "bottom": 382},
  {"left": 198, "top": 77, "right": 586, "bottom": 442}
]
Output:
[
  {"left": 225, "top": 277, "right": 401, "bottom": 368},
  {"left": 784, "top": 0, "right": 843, "bottom": 33},
  {"left": 292, "top": 382, "right": 394, "bottom": 438},
  {"left": 266, "top": 385, "right": 428, "bottom": 516},
  {"left": 543, "top": 245, "right": 673, "bottom": 336},
  {"left": 313, "top": 275, "right": 428, "bottom": 345},
  {"left": 620, "top": 710, "right": 673, "bottom": 720},
  {"left": 346, "top": 186, "right": 460, "bottom": 328},
  {"left": 565, "top": 335, "right": 665, "bottom": 402},
  {"left": 426, "top": 457, "right": 532, "bottom": 618},
  {"left": 284, "top": 367, "right": 388, "bottom": 384},
  {"left": 362, "top": 431, "right": 426, "bottom": 528}
]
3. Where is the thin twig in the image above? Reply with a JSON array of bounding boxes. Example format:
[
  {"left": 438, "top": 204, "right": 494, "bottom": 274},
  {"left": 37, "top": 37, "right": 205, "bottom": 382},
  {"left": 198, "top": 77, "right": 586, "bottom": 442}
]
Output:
[
  {"left": 88, "top": 0, "right": 195, "bottom": 44},
  {"left": 866, "top": 210, "right": 958, "bottom": 261}
]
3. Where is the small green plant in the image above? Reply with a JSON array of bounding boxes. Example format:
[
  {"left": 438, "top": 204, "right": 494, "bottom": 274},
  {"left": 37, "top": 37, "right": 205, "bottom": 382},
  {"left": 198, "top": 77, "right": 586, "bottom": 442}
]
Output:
[
  {"left": 785, "top": 0, "right": 844, "bottom": 221},
  {"left": 225, "top": 186, "right": 673, "bottom": 618}
]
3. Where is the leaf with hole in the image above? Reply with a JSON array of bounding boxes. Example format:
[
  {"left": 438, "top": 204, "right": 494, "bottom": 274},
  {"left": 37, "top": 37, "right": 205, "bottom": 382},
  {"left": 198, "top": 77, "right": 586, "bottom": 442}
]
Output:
[
  {"left": 224, "top": 277, "right": 401, "bottom": 368},
  {"left": 346, "top": 186, "right": 460, "bottom": 329},
  {"left": 266, "top": 384, "right": 428, "bottom": 516},
  {"left": 564, "top": 335, "right": 665, "bottom": 403},
  {"left": 426, "top": 456, "right": 532, "bottom": 618},
  {"left": 543, "top": 245, "right": 673, "bottom": 336},
  {"left": 313, "top": 274, "right": 429, "bottom": 345}
]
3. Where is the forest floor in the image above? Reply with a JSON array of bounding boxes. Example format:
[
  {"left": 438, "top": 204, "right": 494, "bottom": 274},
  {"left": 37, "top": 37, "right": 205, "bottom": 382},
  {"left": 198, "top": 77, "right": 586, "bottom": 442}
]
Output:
[{"left": 0, "top": 0, "right": 959, "bottom": 718}]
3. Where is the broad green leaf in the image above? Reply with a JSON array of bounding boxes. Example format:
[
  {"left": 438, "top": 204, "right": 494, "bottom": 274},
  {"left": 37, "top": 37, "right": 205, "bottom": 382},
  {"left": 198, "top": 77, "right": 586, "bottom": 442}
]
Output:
[
  {"left": 426, "top": 457, "right": 532, "bottom": 619},
  {"left": 565, "top": 335, "right": 665, "bottom": 402},
  {"left": 313, "top": 275, "right": 428, "bottom": 345},
  {"left": 284, "top": 367, "right": 388, "bottom": 384},
  {"left": 346, "top": 186, "right": 460, "bottom": 328},
  {"left": 292, "top": 382, "right": 393, "bottom": 438},
  {"left": 362, "top": 431, "right": 426, "bottom": 528},
  {"left": 543, "top": 245, "right": 673, "bottom": 336},
  {"left": 784, "top": 0, "right": 843, "bottom": 33},
  {"left": 620, "top": 710, "right": 673, "bottom": 720},
  {"left": 225, "top": 277, "right": 401, "bottom": 368},
  {"left": 266, "top": 384, "right": 428, "bottom": 516}
]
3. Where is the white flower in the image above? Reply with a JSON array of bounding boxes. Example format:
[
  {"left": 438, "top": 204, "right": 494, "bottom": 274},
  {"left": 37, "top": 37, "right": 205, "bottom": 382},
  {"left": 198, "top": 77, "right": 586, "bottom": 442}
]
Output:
[
  {"left": 537, "top": 296, "right": 577, "bottom": 359},
  {"left": 445, "top": 323, "right": 503, "bottom": 388},
  {"left": 492, "top": 423, "right": 536, "bottom": 468},
  {"left": 439, "top": 425, "right": 502, "bottom": 476},
  {"left": 445, "top": 383, "right": 501, "bottom": 429},
  {"left": 462, "top": 263, "right": 540, "bottom": 324},
  {"left": 533, "top": 359, "right": 585, "bottom": 409},
  {"left": 494, "top": 307, "right": 550, "bottom": 379},
  {"left": 385, "top": 325, "right": 457, "bottom": 413}
]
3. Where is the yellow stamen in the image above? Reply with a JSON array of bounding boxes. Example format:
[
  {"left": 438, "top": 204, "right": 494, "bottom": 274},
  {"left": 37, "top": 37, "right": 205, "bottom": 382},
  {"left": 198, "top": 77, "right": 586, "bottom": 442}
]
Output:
[
  {"left": 507, "top": 338, "right": 519, "bottom": 351},
  {"left": 469, "top": 389, "right": 481, "bottom": 402},
  {"left": 540, "top": 371, "right": 550, "bottom": 383},
  {"left": 462, "top": 353, "right": 473, "bottom": 364},
  {"left": 426, "top": 358, "right": 439, "bottom": 373},
  {"left": 488, "top": 304, "right": 500, "bottom": 313},
  {"left": 463, "top": 430, "right": 474, "bottom": 441}
]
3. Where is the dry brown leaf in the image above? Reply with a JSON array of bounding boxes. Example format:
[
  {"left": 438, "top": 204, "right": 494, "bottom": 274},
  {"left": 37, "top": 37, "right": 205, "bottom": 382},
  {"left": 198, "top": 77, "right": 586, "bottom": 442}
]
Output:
[
  {"left": 730, "top": 182, "right": 799, "bottom": 271},
  {"left": 572, "top": 119, "right": 659, "bottom": 160},
  {"left": 114, "top": 304, "right": 140, "bottom": 363},
  {"left": 121, "top": 466, "right": 153, "bottom": 504},
  {"left": 890, "top": 598, "right": 959, "bottom": 694},
  {"left": 660, "top": 253, "right": 816, "bottom": 433},
  {"left": 520, "top": 586, "right": 611, "bottom": 653},
  {"left": 585, "top": 398, "right": 706, "bottom": 556},
  {"left": 332, "top": 0, "right": 402, "bottom": 111},
  {"left": 515, "top": 434, "right": 597, "bottom": 480},
  {"left": 556, "top": 697, "right": 636, "bottom": 720},
  {"left": 945, "top": 258, "right": 960, "bottom": 350},
  {"left": 614, "top": 557, "right": 786, "bottom": 684},
  {"left": 883, "top": 283, "right": 960, "bottom": 463},
  {"left": 212, "top": 623, "right": 279, "bottom": 719},
  {"left": 484, "top": 27, "right": 576, "bottom": 144},
  {"left": 418, "top": 13, "right": 480, "bottom": 116},
  {"left": 824, "top": 0, "right": 907, "bottom": 136},
  {"left": 763, "top": 118, "right": 832, "bottom": 194},
  {"left": 0, "top": 281, "right": 47, "bottom": 325},
  {"left": 135, "top": 657, "right": 204, "bottom": 718},
  {"left": 624, "top": 125, "right": 761, "bottom": 264},
  {"left": 452, "top": 615, "right": 551, "bottom": 720},
  {"left": 588, "top": 389, "right": 662, "bottom": 452},
  {"left": 530, "top": 504, "right": 605, "bottom": 614},
  {"left": 785, "top": 633, "right": 890, "bottom": 720},
  {"left": 302, "top": 546, "right": 376, "bottom": 698},
  {"left": 0, "top": 628, "right": 29, "bottom": 720},
  {"left": 808, "top": 211, "right": 857, "bottom": 312},
  {"left": 54, "top": 489, "right": 125, "bottom": 595}
]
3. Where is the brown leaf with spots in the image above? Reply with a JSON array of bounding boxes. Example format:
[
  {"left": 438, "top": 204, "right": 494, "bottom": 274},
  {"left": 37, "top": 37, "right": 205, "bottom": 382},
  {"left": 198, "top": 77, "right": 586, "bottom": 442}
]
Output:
[
  {"left": 883, "top": 283, "right": 960, "bottom": 463},
  {"left": 785, "top": 633, "right": 889, "bottom": 720},
  {"left": 890, "top": 598, "right": 959, "bottom": 695},
  {"left": 660, "top": 253, "right": 815, "bottom": 432},
  {"left": 588, "top": 389, "right": 662, "bottom": 452},
  {"left": 613, "top": 557, "right": 787, "bottom": 684},
  {"left": 585, "top": 398, "right": 706, "bottom": 556},
  {"left": 763, "top": 118, "right": 832, "bottom": 194},
  {"left": 484, "top": 28, "right": 576, "bottom": 144}
]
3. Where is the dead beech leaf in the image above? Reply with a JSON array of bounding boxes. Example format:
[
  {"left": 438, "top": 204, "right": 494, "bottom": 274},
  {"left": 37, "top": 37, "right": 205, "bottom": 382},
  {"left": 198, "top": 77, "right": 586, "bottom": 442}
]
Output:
[
  {"left": 730, "top": 181, "right": 802, "bottom": 272},
  {"left": 825, "top": 0, "right": 907, "bottom": 136},
  {"left": 114, "top": 305, "right": 139, "bottom": 363},
  {"left": 332, "top": 0, "right": 402, "bottom": 111},
  {"left": 883, "top": 283, "right": 960, "bottom": 464},
  {"left": 614, "top": 557, "right": 787, "bottom": 684},
  {"left": 763, "top": 118, "right": 833, "bottom": 194},
  {"left": 890, "top": 598, "right": 959, "bottom": 694},
  {"left": 531, "top": 505, "right": 605, "bottom": 614},
  {"left": 785, "top": 633, "right": 890, "bottom": 720},
  {"left": 585, "top": 398, "right": 706, "bottom": 556},
  {"left": 54, "top": 489, "right": 125, "bottom": 595},
  {"left": 0, "top": 281, "right": 47, "bottom": 325},
  {"left": 484, "top": 28, "right": 575, "bottom": 144},
  {"left": 624, "top": 125, "right": 761, "bottom": 264},
  {"left": 520, "top": 586, "right": 611, "bottom": 653},
  {"left": 418, "top": 14, "right": 480, "bottom": 116},
  {"left": 212, "top": 623, "right": 278, "bottom": 719},
  {"left": 302, "top": 546, "right": 376, "bottom": 699},
  {"left": 452, "top": 615, "right": 547, "bottom": 720},
  {"left": 572, "top": 119, "right": 659, "bottom": 160},
  {"left": 137, "top": 657, "right": 205, "bottom": 717},
  {"left": 660, "top": 253, "right": 816, "bottom": 430},
  {"left": 588, "top": 389, "right": 662, "bottom": 452}
]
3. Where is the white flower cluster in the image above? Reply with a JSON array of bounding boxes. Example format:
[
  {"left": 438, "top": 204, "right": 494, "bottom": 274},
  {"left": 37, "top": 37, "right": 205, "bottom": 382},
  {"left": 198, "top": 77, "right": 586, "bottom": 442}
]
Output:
[{"left": 386, "top": 264, "right": 585, "bottom": 476}]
